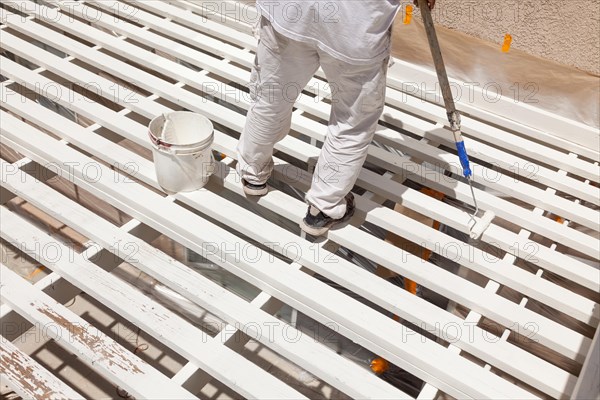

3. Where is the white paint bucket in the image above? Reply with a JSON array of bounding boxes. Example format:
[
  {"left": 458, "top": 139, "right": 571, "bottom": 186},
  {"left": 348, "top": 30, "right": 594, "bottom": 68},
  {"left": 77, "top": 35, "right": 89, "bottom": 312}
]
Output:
[{"left": 148, "top": 111, "right": 215, "bottom": 193}]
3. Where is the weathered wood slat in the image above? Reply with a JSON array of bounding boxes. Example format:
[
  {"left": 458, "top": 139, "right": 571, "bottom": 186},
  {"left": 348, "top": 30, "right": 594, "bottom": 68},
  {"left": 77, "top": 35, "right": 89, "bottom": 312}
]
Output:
[
  {"left": 0, "top": 264, "right": 196, "bottom": 400},
  {"left": 0, "top": 208, "right": 308, "bottom": 400},
  {"left": 0, "top": 104, "right": 576, "bottom": 398},
  {"left": 0, "top": 336, "right": 85, "bottom": 400},
  {"left": 0, "top": 161, "right": 410, "bottom": 399}
]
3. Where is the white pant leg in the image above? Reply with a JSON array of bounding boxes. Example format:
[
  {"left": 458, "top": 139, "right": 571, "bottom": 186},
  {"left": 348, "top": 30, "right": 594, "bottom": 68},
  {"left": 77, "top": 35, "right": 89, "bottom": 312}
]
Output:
[
  {"left": 237, "top": 17, "right": 320, "bottom": 185},
  {"left": 305, "top": 51, "right": 389, "bottom": 219}
]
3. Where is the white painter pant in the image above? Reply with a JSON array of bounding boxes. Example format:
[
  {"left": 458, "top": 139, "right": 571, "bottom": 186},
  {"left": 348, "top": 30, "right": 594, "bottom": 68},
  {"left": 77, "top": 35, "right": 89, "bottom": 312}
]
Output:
[{"left": 237, "top": 17, "right": 389, "bottom": 219}]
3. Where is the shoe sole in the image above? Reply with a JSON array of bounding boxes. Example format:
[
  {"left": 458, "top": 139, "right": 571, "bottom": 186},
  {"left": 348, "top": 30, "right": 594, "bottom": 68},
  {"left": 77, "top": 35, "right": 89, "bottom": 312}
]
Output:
[
  {"left": 299, "top": 204, "right": 355, "bottom": 236},
  {"left": 299, "top": 219, "right": 334, "bottom": 236},
  {"left": 243, "top": 186, "right": 269, "bottom": 196}
]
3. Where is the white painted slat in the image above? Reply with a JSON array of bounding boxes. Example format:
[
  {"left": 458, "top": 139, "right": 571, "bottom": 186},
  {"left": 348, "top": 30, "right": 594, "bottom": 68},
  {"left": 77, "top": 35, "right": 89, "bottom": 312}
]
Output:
[
  {"left": 172, "top": 291, "right": 287, "bottom": 393},
  {"left": 2, "top": 56, "right": 597, "bottom": 360},
  {"left": 384, "top": 88, "right": 600, "bottom": 186},
  {"left": 381, "top": 106, "right": 599, "bottom": 205},
  {"left": 1, "top": 2, "right": 596, "bottom": 396},
  {"left": 573, "top": 327, "right": 600, "bottom": 399},
  {"left": 0, "top": 111, "right": 540, "bottom": 399},
  {"left": 93, "top": 0, "right": 253, "bottom": 66},
  {"left": 0, "top": 2, "right": 315, "bottom": 166},
  {"left": 85, "top": 0, "right": 330, "bottom": 98},
  {"left": 291, "top": 105, "right": 600, "bottom": 241},
  {"left": 0, "top": 264, "right": 196, "bottom": 400},
  {"left": 386, "top": 79, "right": 599, "bottom": 170},
  {"left": 0, "top": 335, "right": 85, "bottom": 399},
  {"left": 4, "top": 7, "right": 596, "bottom": 272},
  {"left": 0, "top": 7, "right": 242, "bottom": 127},
  {"left": 42, "top": 0, "right": 600, "bottom": 253},
  {"left": 1, "top": 34, "right": 593, "bottom": 357},
  {"left": 292, "top": 83, "right": 600, "bottom": 206},
  {"left": 0, "top": 208, "right": 308, "bottom": 400},
  {"left": 369, "top": 126, "right": 599, "bottom": 232},
  {"left": 122, "top": 0, "right": 256, "bottom": 49},
  {"left": 360, "top": 198, "right": 598, "bottom": 325},
  {"left": 5, "top": 0, "right": 596, "bottom": 262},
  {"left": 0, "top": 162, "right": 411, "bottom": 400},
  {"left": 175, "top": 0, "right": 255, "bottom": 35},
  {"left": 80, "top": 1, "right": 331, "bottom": 103},
  {"left": 0, "top": 27, "right": 592, "bottom": 366},
  {"left": 387, "top": 60, "right": 600, "bottom": 158},
  {"left": 366, "top": 144, "right": 600, "bottom": 259},
  {"left": 355, "top": 167, "right": 600, "bottom": 290}
]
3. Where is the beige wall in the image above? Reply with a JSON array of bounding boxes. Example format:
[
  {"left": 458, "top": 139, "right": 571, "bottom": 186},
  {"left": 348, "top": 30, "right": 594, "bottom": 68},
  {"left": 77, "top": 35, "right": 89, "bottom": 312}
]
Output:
[{"left": 405, "top": 0, "right": 599, "bottom": 76}]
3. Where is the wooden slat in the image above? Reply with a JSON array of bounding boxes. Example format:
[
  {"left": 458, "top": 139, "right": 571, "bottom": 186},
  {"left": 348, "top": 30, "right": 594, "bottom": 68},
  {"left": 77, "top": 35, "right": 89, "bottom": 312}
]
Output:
[
  {"left": 0, "top": 335, "right": 85, "bottom": 400},
  {"left": 21, "top": 0, "right": 598, "bottom": 258},
  {"left": 88, "top": 0, "right": 330, "bottom": 98},
  {"left": 387, "top": 60, "right": 600, "bottom": 158},
  {"left": 2, "top": 5, "right": 596, "bottom": 276},
  {"left": 0, "top": 8, "right": 592, "bottom": 354},
  {"left": 126, "top": 0, "right": 256, "bottom": 49},
  {"left": 173, "top": 0, "right": 256, "bottom": 35},
  {"left": 367, "top": 127, "right": 599, "bottom": 231},
  {"left": 1, "top": 1, "right": 597, "bottom": 398},
  {"left": 296, "top": 87, "right": 600, "bottom": 206},
  {"left": 384, "top": 88, "right": 600, "bottom": 188},
  {"left": 0, "top": 264, "right": 196, "bottom": 400},
  {"left": 0, "top": 207, "right": 309, "bottom": 400},
  {"left": 573, "top": 327, "right": 600, "bottom": 399},
  {"left": 2, "top": 112, "right": 577, "bottom": 397},
  {"left": 0, "top": 110, "right": 540, "bottom": 399},
  {"left": 0, "top": 61, "right": 584, "bottom": 398},
  {"left": 0, "top": 9, "right": 593, "bottom": 352},
  {"left": 0, "top": 161, "right": 410, "bottom": 400}
]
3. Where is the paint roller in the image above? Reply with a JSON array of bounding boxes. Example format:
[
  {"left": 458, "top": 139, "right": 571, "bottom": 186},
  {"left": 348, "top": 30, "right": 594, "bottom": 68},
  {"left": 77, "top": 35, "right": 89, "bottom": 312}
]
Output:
[{"left": 417, "top": 0, "right": 495, "bottom": 239}]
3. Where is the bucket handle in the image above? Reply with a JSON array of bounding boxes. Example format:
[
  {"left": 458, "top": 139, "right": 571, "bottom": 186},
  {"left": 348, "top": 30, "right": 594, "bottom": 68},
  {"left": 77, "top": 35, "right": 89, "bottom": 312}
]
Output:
[
  {"left": 148, "top": 130, "right": 172, "bottom": 148},
  {"left": 149, "top": 113, "right": 174, "bottom": 151}
]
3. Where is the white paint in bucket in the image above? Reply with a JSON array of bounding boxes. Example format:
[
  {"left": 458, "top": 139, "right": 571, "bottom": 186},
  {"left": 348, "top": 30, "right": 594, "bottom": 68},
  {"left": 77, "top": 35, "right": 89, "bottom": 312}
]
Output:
[{"left": 148, "top": 111, "right": 215, "bottom": 193}]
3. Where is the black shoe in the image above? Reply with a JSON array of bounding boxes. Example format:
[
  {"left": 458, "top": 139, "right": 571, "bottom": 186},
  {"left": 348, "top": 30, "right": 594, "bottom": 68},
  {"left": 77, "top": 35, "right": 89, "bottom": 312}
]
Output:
[
  {"left": 300, "top": 193, "right": 355, "bottom": 236},
  {"left": 242, "top": 179, "right": 269, "bottom": 196}
]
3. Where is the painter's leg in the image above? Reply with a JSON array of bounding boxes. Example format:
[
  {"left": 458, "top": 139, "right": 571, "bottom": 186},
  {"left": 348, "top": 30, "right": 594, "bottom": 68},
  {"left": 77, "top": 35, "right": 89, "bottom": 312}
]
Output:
[
  {"left": 237, "top": 17, "right": 319, "bottom": 184},
  {"left": 305, "top": 54, "right": 389, "bottom": 218}
]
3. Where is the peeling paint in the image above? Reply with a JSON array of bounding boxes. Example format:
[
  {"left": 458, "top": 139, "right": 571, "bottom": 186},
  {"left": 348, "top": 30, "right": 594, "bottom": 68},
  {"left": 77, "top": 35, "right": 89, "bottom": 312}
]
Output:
[
  {"left": 0, "top": 349, "right": 54, "bottom": 399},
  {"left": 36, "top": 305, "right": 145, "bottom": 375}
]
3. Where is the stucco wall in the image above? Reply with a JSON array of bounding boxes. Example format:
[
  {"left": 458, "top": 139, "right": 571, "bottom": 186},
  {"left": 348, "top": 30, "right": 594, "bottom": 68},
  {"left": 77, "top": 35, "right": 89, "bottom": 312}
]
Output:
[{"left": 409, "top": 0, "right": 599, "bottom": 76}]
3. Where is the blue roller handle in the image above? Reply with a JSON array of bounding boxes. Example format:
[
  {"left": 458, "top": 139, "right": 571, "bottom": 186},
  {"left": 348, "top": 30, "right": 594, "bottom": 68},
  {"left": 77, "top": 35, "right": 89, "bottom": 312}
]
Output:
[{"left": 455, "top": 140, "right": 472, "bottom": 178}]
